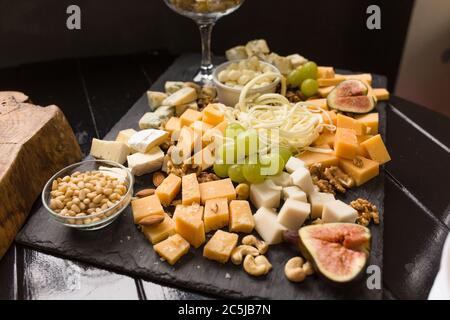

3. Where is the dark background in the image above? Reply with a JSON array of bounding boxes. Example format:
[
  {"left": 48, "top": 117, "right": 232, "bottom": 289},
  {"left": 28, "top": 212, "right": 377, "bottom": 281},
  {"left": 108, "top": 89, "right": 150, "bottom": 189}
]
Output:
[{"left": 0, "top": 0, "right": 414, "bottom": 91}]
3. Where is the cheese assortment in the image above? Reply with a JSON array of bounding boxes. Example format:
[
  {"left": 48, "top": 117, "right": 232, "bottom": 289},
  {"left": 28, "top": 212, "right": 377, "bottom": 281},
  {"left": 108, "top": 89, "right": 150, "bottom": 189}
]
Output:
[{"left": 85, "top": 38, "right": 392, "bottom": 285}]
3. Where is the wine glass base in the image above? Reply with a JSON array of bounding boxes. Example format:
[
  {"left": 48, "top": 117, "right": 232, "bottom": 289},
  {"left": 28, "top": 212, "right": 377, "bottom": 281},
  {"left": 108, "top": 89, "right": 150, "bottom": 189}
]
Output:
[{"left": 193, "top": 71, "right": 213, "bottom": 85}]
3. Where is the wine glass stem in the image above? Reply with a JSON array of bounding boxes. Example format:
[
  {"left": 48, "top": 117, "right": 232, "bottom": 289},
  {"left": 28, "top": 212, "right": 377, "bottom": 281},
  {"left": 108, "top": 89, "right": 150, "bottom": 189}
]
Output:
[{"left": 197, "top": 21, "right": 214, "bottom": 81}]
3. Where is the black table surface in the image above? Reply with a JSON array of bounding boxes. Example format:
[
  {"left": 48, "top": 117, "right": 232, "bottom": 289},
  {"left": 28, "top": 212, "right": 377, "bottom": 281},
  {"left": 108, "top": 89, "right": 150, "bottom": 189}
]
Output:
[{"left": 0, "top": 53, "right": 449, "bottom": 300}]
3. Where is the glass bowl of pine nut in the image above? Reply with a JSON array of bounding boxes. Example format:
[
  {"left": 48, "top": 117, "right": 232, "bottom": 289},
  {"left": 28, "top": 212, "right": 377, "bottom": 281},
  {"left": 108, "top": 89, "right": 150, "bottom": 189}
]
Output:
[{"left": 42, "top": 160, "right": 134, "bottom": 231}]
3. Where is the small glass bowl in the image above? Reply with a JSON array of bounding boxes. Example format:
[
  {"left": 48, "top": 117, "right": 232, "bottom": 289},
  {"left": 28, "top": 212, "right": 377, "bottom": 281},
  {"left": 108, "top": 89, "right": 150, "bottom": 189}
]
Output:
[
  {"left": 212, "top": 59, "right": 281, "bottom": 107},
  {"left": 42, "top": 160, "right": 134, "bottom": 231}
]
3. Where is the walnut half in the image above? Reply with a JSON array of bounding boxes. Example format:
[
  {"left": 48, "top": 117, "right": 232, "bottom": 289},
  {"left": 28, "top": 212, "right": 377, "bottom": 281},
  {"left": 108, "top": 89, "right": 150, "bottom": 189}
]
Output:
[{"left": 350, "top": 198, "right": 380, "bottom": 226}]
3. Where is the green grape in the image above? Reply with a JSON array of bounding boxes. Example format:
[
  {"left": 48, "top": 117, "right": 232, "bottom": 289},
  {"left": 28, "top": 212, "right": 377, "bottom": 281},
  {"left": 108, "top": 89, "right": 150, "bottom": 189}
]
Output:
[
  {"left": 287, "top": 69, "right": 305, "bottom": 88},
  {"left": 260, "top": 153, "right": 285, "bottom": 176},
  {"left": 301, "top": 79, "right": 319, "bottom": 97},
  {"left": 228, "top": 164, "right": 246, "bottom": 183},
  {"left": 216, "top": 142, "right": 237, "bottom": 164},
  {"left": 301, "top": 61, "right": 318, "bottom": 80},
  {"left": 225, "top": 123, "right": 245, "bottom": 140},
  {"left": 236, "top": 130, "right": 259, "bottom": 158},
  {"left": 242, "top": 163, "right": 265, "bottom": 183},
  {"left": 213, "top": 163, "right": 229, "bottom": 178},
  {"left": 277, "top": 146, "right": 293, "bottom": 164}
]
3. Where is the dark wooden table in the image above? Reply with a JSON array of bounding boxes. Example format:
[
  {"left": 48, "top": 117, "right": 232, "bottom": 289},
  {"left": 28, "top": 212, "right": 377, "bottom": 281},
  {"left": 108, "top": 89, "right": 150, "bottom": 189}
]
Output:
[{"left": 0, "top": 53, "right": 449, "bottom": 300}]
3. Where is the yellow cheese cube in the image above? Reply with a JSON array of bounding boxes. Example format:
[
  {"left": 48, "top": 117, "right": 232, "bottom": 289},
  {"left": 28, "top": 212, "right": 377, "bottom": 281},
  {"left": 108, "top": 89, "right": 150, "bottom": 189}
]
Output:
[
  {"left": 337, "top": 113, "right": 366, "bottom": 135},
  {"left": 116, "top": 128, "right": 137, "bottom": 145},
  {"left": 180, "top": 108, "right": 202, "bottom": 127},
  {"left": 165, "top": 117, "right": 181, "bottom": 134},
  {"left": 182, "top": 173, "right": 200, "bottom": 205},
  {"left": 190, "top": 120, "right": 213, "bottom": 134},
  {"left": 318, "top": 86, "right": 335, "bottom": 98},
  {"left": 339, "top": 73, "right": 373, "bottom": 85},
  {"left": 202, "top": 120, "right": 228, "bottom": 145},
  {"left": 312, "top": 130, "right": 335, "bottom": 148},
  {"left": 203, "top": 230, "right": 238, "bottom": 264},
  {"left": 141, "top": 213, "right": 175, "bottom": 244},
  {"left": 297, "top": 150, "right": 339, "bottom": 167},
  {"left": 360, "top": 134, "right": 391, "bottom": 164},
  {"left": 176, "top": 126, "right": 201, "bottom": 156},
  {"left": 204, "top": 197, "right": 229, "bottom": 233},
  {"left": 339, "top": 156, "right": 380, "bottom": 186},
  {"left": 355, "top": 113, "right": 379, "bottom": 135},
  {"left": 372, "top": 88, "right": 390, "bottom": 101},
  {"left": 202, "top": 103, "right": 225, "bottom": 126},
  {"left": 321, "top": 110, "right": 337, "bottom": 125},
  {"left": 317, "top": 75, "right": 346, "bottom": 87},
  {"left": 306, "top": 98, "right": 328, "bottom": 110},
  {"left": 153, "top": 234, "right": 190, "bottom": 265},
  {"left": 356, "top": 135, "right": 373, "bottom": 157},
  {"left": 334, "top": 128, "right": 358, "bottom": 160},
  {"left": 184, "top": 143, "right": 215, "bottom": 171},
  {"left": 131, "top": 194, "right": 164, "bottom": 224},
  {"left": 199, "top": 178, "right": 236, "bottom": 204},
  {"left": 229, "top": 200, "right": 255, "bottom": 233},
  {"left": 156, "top": 173, "right": 181, "bottom": 206},
  {"left": 173, "top": 204, "right": 205, "bottom": 248},
  {"left": 317, "top": 66, "right": 335, "bottom": 79}
]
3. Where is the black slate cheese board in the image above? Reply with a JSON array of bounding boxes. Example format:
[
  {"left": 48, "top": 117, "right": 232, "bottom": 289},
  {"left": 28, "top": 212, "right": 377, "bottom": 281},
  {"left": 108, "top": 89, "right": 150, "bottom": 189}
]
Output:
[{"left": 16, "top": 54, "right": 386, "bottom": 299}]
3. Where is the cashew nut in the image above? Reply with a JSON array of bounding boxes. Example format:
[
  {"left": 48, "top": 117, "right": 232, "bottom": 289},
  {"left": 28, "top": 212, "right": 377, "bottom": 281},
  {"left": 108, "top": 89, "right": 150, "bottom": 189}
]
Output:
[
  {"left": 230, "top": 245, "right": 259, "bottom": 265},
  {"left": 284, "top": 257, "right": 315, "bottom": 282},
  {"left": 243, "top": 255, "right": 272, "bottom": 277},
  {"left": 242, "top": 235, "right": 268, "bottom": 254}
]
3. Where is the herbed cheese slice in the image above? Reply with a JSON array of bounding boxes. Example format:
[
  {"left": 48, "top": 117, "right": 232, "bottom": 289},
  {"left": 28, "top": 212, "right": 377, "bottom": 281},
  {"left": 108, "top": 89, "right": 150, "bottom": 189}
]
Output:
[
  {"left": 162, "top": 87, "right": 197, "bottom": 107},
  {"left": 127, "top": 147, "right": 164, "bottom": 176},
  {"left": 128, "top": 129, "right": 169, "bottom": 153},
  {"left": 90, "top": 138, "right": 130, "bottom": 164},
  {"left": 146, "top": 91, "right": 168, "bottom": 111}
]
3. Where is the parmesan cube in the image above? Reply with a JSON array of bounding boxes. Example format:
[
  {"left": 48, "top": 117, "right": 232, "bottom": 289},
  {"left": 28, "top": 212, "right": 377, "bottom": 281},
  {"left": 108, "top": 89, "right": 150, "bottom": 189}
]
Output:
[
  {"left": 266, "top": 172, "right": 292, "bottom": 187},
  {"left": 282, "top": 186, "right": 307, "bottom": 202},
  {"left": 249, "top": 180, "right": 281, "bottom": 209},
  {"left": 127, "top": 147, "right": 164, "bottom": 176},
  {"left": 308, "top": 192, "right": 335, "bottom": 219},
  {"left": 290, "top": 167, "right": 315, "bottom": 195},
  {"left": 277, "top": 199, "right": 311, "bottom": 230},
  {"left": 322, "top": 200, "right": 358, "bottom": 223},
  {"left": 285, "top": 157, "right": 306, "bottom": 173},
  {"left": 253, "top": 207, "right": 287, "bottom": 245}
]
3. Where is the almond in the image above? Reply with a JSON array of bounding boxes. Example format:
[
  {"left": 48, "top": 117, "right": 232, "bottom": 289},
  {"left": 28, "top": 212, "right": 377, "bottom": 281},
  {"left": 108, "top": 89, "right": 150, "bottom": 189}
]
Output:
[
  {"left": 135, "top": 188, "right": 156, "bottom": 198},
  {"left": 152, "top": 171, "right": 166, "bottom": 187},
  {"left": 138, "top": 215, "right": 165, "bottom": 226}
]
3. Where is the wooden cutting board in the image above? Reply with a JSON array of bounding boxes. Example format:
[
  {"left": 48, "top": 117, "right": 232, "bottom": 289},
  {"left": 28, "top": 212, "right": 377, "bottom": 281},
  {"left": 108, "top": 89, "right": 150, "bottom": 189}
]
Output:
[
  {"left": 0, "top": 92, "right": 82, "bottom": 259},
  {"left": 16, "top": 54, "right": 385, "bottom": 299}
]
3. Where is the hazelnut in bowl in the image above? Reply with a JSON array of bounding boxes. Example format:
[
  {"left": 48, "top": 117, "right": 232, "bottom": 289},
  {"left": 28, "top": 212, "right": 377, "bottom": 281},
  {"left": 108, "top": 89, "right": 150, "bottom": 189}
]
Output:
[
  {"left": 212, "top": 57, "right": 281, "bottom": 107},
  {"left": 42, "top": 160, "right": 134, "bottom": 231}
]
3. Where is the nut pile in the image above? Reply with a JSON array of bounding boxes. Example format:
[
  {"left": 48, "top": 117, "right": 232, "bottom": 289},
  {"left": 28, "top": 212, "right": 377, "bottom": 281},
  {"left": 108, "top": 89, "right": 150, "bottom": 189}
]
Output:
[
  {"left": 309, "top": 163, "right": 355, "bottom": 195},
  {"left": 49, "top": 170, "right": 127, "bottom": 225},
  {"left": 230, "top": 235, "right": 271, "bottom": 277},
  {"left": 350, "top": 198, "right": 380, "bottom": 226}
]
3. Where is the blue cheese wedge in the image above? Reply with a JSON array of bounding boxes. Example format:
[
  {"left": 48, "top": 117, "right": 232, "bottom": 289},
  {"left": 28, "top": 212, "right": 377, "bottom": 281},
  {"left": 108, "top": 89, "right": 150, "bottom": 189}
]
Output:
[
  {"left": 127, "top": 147, "right": 164, "bottom": 176},
  {"left": 162, "top": 87, "right": 197, "bottom": 107},
  {"left": 245, "top": 39, "right": 270, "bottom": 57},
  {"left": 286, "top": 54, "right": 308, "bottom": 68},
  {"left": 147, "top": 91, "right": 168, "bottom": 111},
  {"left": 90, "top": 139, "right": 130, "bottom": 164},
  {"left": 165, "top": 81, "right": 185, "bottom": 95},
  {"left": 139, "top": 112, "right": 161, "bottom": 129},
  {"left": 128, "top": 129, "right": 168, "bottom": 153},
  {"left": 175, "top": 101, "right": 198, "bottom": 117},
  {"left": 225, "top": 45, "right": 248, "bottom": 61}
]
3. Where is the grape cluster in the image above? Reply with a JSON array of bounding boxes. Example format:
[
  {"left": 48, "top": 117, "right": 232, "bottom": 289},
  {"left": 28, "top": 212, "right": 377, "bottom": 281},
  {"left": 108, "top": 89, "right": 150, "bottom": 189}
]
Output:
[{"left": 286, "top": 61, "right": 319, "bottom": 98}]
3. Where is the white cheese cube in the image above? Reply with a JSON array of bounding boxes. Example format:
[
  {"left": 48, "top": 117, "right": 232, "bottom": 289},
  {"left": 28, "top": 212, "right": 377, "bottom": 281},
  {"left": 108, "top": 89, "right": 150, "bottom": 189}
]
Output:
[
  {"left": 116, "top": 129, "right": 137, "bottom": 146},
  {"left": 249, "top": 180, "right": 282, "bottom": 209},
  {"left": 290, "top": 167, "right": 315, "bottom": 195},
  {"left": 128, "top": 129, "right": 169, "bottom": 153},
  {"left": 253, "top": 207, "right": 287, "bottom": 245},
  {"left": 139, "top": 112, "right": 161, "bottom": 129},
  {"left": 226, "top": 45, "right": 248, "bottom": 61},
  {"left": 282, "top": 186, "right": 307, "bottom": 202},
  {"left": 286, "top": 54, "right": 308, "bottom": 68},
  {"left": 164, "top": 81, "right": 184, "bottom": 95},
  {"left": 266, "top": 172, "right": 292, "bottom": 187},
  {"left": 268, "top": 53, "right": 292, "bottom": 75},
  {"left": 308, "top": 192, "right": 336, "bottom": 219},
  {"left": 162, "top": 87, "right": 197, "bottom": 107},
  {"left": 285, "top": 157, "right": 305, "bottom": 173},
  {"left": 322, "top": 200, "right": 358, "bottom": 223},
  {"left": 277, "top": 199, "right": 311, "bottom": 230},
  {"left": 146, "top": 91, "right": 167, "bottom": 111},
  {"left": 90, "top": 139, "right": 130, "bottom": 165},
  {"left": 127, "top": 147, "right": 164, "bottom": 176}
]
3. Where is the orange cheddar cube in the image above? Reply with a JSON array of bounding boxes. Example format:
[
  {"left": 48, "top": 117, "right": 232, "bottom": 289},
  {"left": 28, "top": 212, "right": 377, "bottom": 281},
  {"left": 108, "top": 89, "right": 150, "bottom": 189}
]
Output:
[
  {"left": 204, "top": 197, "right": 229, "bottom": 233},
  {"left": 190, "top": 120, "right": 213, "bottom": 134},
  {"left": 372, "top": 88, "right": 390, "bottom": 101},
  {"left": 355, "top": 113, "right": 379, "bottom": 135},
  {"left": 165, "top": 116, "right": 181, "bottom": 134},
  {"left": 185, "top": 143, "right": 215, "bottom": 171},
  {"left": 356, "top": 135, "right": 373, "bottom": 157},
  {"left": 229, "top": 200, "right": 255, "bottom": 233},
  {"left": 203, "top": 230, "right": 238, "bottom": 264},
  {"left": 337, "top": 113, "right": 367, "bottom": 135},
  {"left": 321, "top": 110, "right": 337, "bottom": 125},
  {"left": 153, "top": 234, "right": 190, "bottom": 265},
  {"left": 312, "top": 130, "right": 335, "bottom": 148},
  {"left": 202, "top": 103, "right": 225, "bottom": 126},
  {"left": 360, "top": 134, "right": 391, "bottom": 164},
  {"left": 199, "top": 178, "right": 236, "bottom": 204},
  {"left": 334, "top": 128, "right": 358, "bottom": 160},
  {"left": 173, "top": 204, "right": 205, "bottom": 248},
  {"left": 181, "top": 173, "right": 200, "bottom": 205},
  {"left": 180, "top": 108, "right": 202, "bottom": 127},
  {"left": 297, "top": 150, "right": 339, "bottom": 167},
  {"left": 317, "top": 66, "right": 335, "bottom": 79},
  {"left": 202, "top": 120, "right": 227, "bottom": 145},
  {"left": 339, "top": 156, "right": 380, "bottom": 186},
  {"left": 175, "top": 126, "right": 202, "bottom": 160},
  {"left": 317, "top": 75, "right": 346, "bottom": 87},
  {"left": 131, "top": 194, "right": 164, "bottom": 224},
  {"left": 156, "top": 173, "right": 181, "bottom": 206},
  {"left": 318, "top": 86, "right": 335, "bottom": 98},
  {"left": 141, "top": 213, "right": 175, "bottom": 244},
  {"left": 306, "top": 98, "right": 328, "bottom": 110}
]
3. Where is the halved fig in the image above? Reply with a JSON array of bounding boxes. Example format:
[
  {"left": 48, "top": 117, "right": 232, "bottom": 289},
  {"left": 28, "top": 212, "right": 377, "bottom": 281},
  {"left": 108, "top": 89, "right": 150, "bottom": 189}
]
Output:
[
  {"left": 327, "top": 79, "right": 375, "bottom": 113},
  {"left": 298, "top": 223, "right": 371, "bottom": 284}
]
